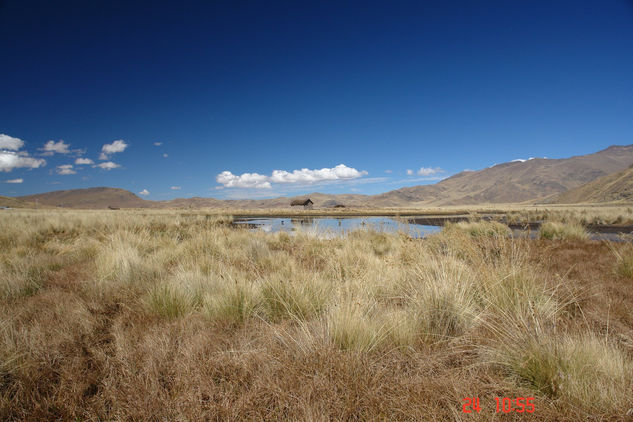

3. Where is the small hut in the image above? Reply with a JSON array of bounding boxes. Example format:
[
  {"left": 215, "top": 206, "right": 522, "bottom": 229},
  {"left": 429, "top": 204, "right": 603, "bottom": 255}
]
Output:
[{"left": 290, "top": 198, "right": 313, "bottom": 209}]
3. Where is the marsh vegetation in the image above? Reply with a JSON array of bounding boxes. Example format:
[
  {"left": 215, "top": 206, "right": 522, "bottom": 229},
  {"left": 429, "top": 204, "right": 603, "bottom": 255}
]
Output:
[{"left": 0, "top": 209, "right": 632, "bottom": 420}]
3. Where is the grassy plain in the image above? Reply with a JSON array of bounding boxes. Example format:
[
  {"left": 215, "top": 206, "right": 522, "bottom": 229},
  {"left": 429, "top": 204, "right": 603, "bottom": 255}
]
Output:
[{"left": 0, "top": 209, "right": 632, "bottom": 420}]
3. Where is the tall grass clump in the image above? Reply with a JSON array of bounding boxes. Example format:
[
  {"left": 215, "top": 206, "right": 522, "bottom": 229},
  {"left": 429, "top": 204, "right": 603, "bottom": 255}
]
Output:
[
  {"left": 538, "top": 221, "right": 588, "bottom": 241},
  {"left": 444, "top": 220, "right": 511, "bottom": 238},
  {"left": 491, "top": 330, "right": 633, "bottom": 413},
  {"left": 261, "top": 276, "right": 330, "bottom": 322},
  {"left": 325, "top": 301, "right": 391, "bottom": 353},
  {"left": 609, "top": 244, "right": 633, "bottom": 279},
  {"left": 407, "top": 257, "right": 480, "bottom": 343},
  {"left": 0, "top": 258, "right": 47, "bottom": 301},
  {"left": 203, "top": 280, "right": 259, "bottom": 325},
  {"left": 144, "top": 269, "right": 208, "bottom": 319},
  {"left": 145, "top": 283, "right": 199, "bottom": 319}
]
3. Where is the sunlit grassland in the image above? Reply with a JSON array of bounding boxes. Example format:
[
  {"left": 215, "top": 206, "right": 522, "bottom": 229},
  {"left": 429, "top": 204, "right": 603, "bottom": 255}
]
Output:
[
  {"left": 32, "top": 203, "right": 631, "bottom": 225},
  {"left": 0, "top": 209, "right": 631, "bottom": 420},
  {"left": 218, "top": 203, "right": 633, "bottom": 225}
]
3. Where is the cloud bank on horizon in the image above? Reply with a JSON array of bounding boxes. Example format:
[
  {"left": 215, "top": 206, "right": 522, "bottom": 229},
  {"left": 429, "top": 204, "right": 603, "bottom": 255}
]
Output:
[{"left": 216, "top": 164, "right": 368, "bottom": 189}]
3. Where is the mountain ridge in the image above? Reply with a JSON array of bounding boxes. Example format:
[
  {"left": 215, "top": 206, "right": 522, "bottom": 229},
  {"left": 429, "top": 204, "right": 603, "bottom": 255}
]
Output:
[
  {"left": 13, "top": 144, "right": 633, "bottom": 209},
  {"left": 551, "top": 165, "right": 633, "bottom": 204}
]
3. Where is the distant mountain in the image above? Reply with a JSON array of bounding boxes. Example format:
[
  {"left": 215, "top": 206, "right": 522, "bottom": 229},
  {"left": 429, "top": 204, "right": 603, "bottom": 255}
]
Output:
[
  {"left": 373, "top": 145, "right": 633, "bottom": 206},
  {"left": 18, "top": 187, "right": 153, "bottom": 209},
  {"left": 14, "top": 145, "right": 633, "bottom": 209},
  {"left": 552, "top": 165, "right": 633, "bottom": 204}
]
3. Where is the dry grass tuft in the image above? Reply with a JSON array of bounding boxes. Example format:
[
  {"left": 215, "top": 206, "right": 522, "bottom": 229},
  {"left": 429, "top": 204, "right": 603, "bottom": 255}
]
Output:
[{"left": 538, "top": 221, "right": 589, "bottom": 241}]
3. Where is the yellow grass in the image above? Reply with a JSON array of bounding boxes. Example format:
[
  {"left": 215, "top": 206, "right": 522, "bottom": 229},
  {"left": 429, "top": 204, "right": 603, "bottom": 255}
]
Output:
[
  {"left": 0, "top": 209, "right": 631, "bottom": 420},
  {"left": 538, "top": 221, "right": 589, "bottom": 241}
]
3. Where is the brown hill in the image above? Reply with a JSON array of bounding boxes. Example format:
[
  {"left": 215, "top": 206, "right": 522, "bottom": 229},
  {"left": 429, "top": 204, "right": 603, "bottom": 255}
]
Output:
[
  {"left": 373, "top": 145, "right": 633, "bottom": 206},
  {"left": 0, "top": 195, "right": 40, "bottom": 208},
  {"left": 552, "top": 165, "right": 633, "bottom": 204},
  {"left": 19, "top": 187, "right": 154, "bottom": 209}
]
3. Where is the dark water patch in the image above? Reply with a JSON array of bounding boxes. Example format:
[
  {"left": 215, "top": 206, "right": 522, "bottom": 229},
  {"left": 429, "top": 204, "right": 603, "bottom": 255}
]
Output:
[{"left": 232, "top": 217, "right": 441, "bottom": 238}]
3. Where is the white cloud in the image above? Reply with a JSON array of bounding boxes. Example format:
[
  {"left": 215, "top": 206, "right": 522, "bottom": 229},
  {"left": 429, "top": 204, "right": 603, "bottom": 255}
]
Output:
[
  {"left": 406, "top": 169, "right": 414, "bottom": 175},
  {"left": 41, "top": 140, "right": 70, "bottom": 155},
  {"left": 170, "top": 186, "right": 181, "bottom": 190},
  {"left": 0, "top": 135, "right": 46, "bottom": 172},
  {"left": 416, "top": 167, "right": 444, "bottom": 176},
  {"left": 75, "top": 157, "right": 94, "bottom": 165},
  {"left": 56, "top": 164, "right": 76, "bottom": 175},
  {"left": 270, "top": 164, "right": 367, "bottom": 184},
  {"left": 0, "top": 134, "right": 25, "bottom": 150},
  {"left": 216, "top": 164, "right": 367, "bottom": 189},
  {"left": 99, "top": 139, "right": 128, "bottom": 159},
  {"left": 153, "top": 142, "right": 162, "bottom": 146},
  {"left": 384, "top": 169, "right": 392, "bottom": 174},
  {"left": 139, "top": 189, "right": 150, "bottom": 196},
  {"left": 0, "top": 151, "right": 46, "bottom": 172},
  {"left": 4, "top": 178, "right": 23, "bottom": 183},
  {"left": 163, "top": 153, "right": 168, "bottom": 158},
  {"left": 94, "top": 161, "right": 121, "bottom": 170},
  {"left": 216, "top": 171, "right": 271, "bottom": 189}
]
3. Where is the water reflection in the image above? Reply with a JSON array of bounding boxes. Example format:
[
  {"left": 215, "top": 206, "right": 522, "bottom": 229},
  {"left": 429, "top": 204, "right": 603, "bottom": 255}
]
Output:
[{"left": 233, "top": 217, "right": 441, "bottom": 238}]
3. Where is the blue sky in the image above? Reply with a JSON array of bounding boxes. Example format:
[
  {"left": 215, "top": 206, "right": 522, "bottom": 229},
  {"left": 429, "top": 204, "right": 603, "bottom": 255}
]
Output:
[{"left": 1, "top": 1, "right": 632, "bottom": 199}]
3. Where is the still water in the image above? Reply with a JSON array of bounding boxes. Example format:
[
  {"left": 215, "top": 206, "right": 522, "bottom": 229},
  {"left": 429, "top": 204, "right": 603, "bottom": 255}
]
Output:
[
  {"left": 232, "top": 216, "right": 441, "bottom": 238},
  {"left": 232, "top": 216, "right": 631, "bottom": 241}
]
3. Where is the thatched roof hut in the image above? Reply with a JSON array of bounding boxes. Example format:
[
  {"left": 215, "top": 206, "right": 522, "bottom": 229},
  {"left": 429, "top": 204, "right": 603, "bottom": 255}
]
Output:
[{"left": 290, "top": 198, "right": 313, "bottom": 208}]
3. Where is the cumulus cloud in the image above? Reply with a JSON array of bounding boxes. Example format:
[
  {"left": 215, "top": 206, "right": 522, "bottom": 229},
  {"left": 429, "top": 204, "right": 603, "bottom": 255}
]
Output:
[
  {"left": 384, "top": 169, "right": 392, "bottom": 174},
  {"left": 0, "top": 134, "right": 46, "bottom": 172},
  {"left": 406, "top": 169, "right": 414, "bottom": 175},
  {"left": 56, "top": 164, "right": 76, "bottom": 175},
  {"left": 94, "top": 161, "right": 121, "bottom": 170},
  {"left": 4, "top": 178, "right": 23, "bottom": 183},
  {"left": 216, "top": 171, "right": 271, "bottom": 189},
  {"left": 216, "top": 164, "right": 367, "bottom": 189},
  {"left": 75, "top": 157, "right": 94, "bottom": 165},
  {"left": 41, "top": 139, "right": 70, "bottom": 155},
  {"left": 0, "top": 151, "right": 46, "bottom": 172},
  {"left": 270, "top": 164, "right": 367, "bottom": 184},
  {"left": 99, "top": 140, "right": 128, "bottom": 160},
  {"left": 416, "top": 167, "right": 444, "bottom": 176},
  {"left": 163, "top": 153, "right": 168, "bottom": 158},
  {"left": 0, "top": 134, "right": 25, "bottom": 150},
  {"left": 170, "top": 186, "right": 181, "bottom": 190},
  {"left": 153, "top": 142, "right": 162, "bottom": 146},
  {"left": 139, "top": 189, "right": 150, "bottom": 196}
]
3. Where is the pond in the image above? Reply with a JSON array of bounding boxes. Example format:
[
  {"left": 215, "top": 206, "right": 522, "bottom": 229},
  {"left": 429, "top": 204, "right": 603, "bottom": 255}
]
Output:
[
  {"left": 232, "top": 216, "right": 441, "bottom": 238},
  {"left": 232, "top": 216, "right": 632, "bottom": 241}
]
